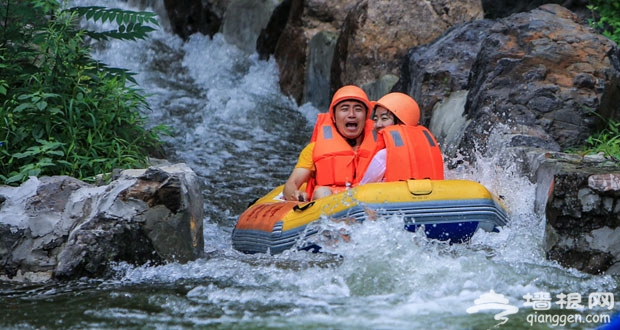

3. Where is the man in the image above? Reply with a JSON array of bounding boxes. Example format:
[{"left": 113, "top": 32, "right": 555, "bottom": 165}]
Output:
[{"left": 283, "top": 85, "right": 377, "bottom": 201}]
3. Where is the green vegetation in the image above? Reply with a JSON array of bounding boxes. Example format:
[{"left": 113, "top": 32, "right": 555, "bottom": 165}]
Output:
[
  {"left": 577, "top": 0, "right": 620, "bottom": 160},
  {"left": 571, "top": 114, "right": 620, "bottom": 160},
  {"left": 582, "top": 120, "right": 620, "bottom": 159},
  {"left": 588, "top": 0, "right": 620, "bottom": 44},
  {"left": 0, "top": 1, "right": 168, "bottom": 185}
]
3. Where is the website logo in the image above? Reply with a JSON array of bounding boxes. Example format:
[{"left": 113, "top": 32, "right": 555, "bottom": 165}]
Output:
[
  {"left": 466, "top": 290, "right": 614, "bottom": 328},
  {"left": 466, "top": 290, "right": 519, "bottom": 327}
]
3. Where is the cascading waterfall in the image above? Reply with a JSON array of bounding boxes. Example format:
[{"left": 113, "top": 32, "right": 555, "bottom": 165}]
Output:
[{"left": 1, "top": 1, "right": 617, "bottom": 329}]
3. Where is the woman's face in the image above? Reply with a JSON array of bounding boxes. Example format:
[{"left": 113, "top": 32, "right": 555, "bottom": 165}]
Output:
[
  {"left": 333, "top": 100, "right": 367, "bottom": 140},
  {"left": 373, "top": 106, "right": 395, "bottom": 132}
]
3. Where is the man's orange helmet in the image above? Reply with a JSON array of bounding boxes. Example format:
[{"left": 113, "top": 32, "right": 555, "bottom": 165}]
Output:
[{"left": 329, "top": 85, "right": 372, "bottom": 119}]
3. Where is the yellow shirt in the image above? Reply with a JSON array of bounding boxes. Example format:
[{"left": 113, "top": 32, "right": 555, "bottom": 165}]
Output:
[{"left": 294, "top": 142, "right": 315, "bottom": 171}]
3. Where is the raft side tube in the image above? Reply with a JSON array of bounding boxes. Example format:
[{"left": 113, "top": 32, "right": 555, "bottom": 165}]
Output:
[
  {"left": 330, "top": 199, "right": 508, "bottom": 225},
  {"left": 324, "top": 198, "right": 508, "bottom": 243},
  {"left": 232, "top": 224, "right": 319, "bottom": 254}
]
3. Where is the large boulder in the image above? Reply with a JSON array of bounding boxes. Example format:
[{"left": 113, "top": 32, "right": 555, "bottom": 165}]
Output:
[
  {"left": 531, "top": 151, "right": 620, "bottom": 274},
  {"left": 0, "top": 163, "right": 204, "bottom": 282},
  {"left": 396, "top": 19, "right": 496, "bottom": 127},
  {"left": 461, "top": 5, "right": 620, "bottom": 160},
  {"left": 409, "top": 5, "right": 620, "bottom": 164},
  {"left": 331, "top": 0, "right": 483, "bottom": 97}
]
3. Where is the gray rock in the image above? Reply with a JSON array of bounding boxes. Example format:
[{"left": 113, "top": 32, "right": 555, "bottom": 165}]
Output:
[{"left": 0, "top": 163, "right": 203, "bottom": 282}]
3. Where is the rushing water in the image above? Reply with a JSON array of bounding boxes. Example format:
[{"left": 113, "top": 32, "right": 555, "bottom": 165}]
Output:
[{"left": 1, "top": 2, "right": 619, "bottom": 329}]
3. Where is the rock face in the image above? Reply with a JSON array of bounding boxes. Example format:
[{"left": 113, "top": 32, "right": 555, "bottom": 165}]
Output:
[
  {"left": 254, "top": 0, "right": 483, "bottom": 108},
  {"left": 257, "top": 0, "right": 361, "bottom": 109},
  {"left": 396, "top": 19, "right": 496, "bottom": 127},
  {"left": 531, "top": 152, "right": 620, "bottom": 275},
  {"left": 331, "top": 0, "right": 483, "bottom": 96},
  {"left": 461, "top": 5, "right": 620, "bottom": 159},
  {"left": 404, "top": 5, "right": 620, "bottom": 160},
  {"left": 0, "top": 163, "right": 204, "bottom": 282}
]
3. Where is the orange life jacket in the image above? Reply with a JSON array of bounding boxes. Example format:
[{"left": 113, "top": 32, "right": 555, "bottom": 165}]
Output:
[
  {"left": 306, "top": 113, "right": 376, "bottom": 197},
  {"left": 377, "top": 125, "right": 444, "bottom": 181}
]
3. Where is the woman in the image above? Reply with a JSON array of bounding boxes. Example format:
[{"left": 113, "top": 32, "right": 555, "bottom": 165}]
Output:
[{"left": 361, "top": 92, "right": 444, "bottom": 184}]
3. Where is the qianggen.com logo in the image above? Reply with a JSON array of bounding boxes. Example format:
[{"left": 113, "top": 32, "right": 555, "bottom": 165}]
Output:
[{"left": 466, "top": 290, "right": 615, "bottom": 328}]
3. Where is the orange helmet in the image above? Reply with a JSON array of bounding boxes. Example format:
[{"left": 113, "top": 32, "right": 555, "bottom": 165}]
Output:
[
  {"left": 329, "top": 85, "right": 371, "bottom": 119},
  {"left": 374, "top": 92, "right": 420, "bottom": 126}
]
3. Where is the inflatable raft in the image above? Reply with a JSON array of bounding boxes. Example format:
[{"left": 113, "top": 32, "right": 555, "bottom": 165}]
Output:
[{"left": 232, "top": 179, "right": 509, "bottom": 254}]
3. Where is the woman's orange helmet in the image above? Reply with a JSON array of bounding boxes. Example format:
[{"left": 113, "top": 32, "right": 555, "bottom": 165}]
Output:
[
  {"left": 374, "top": 92, "right": 420, "bottom": 126},
  {"left": 329, "top": 85, "right": 372, "bottom": 119}
]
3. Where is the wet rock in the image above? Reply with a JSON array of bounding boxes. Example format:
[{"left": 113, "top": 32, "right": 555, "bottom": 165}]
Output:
[
  {"left": 302, "top": 30, "right": 338, "bottom": 110},
  {"left": 163, "top": 0, "right": 223, "bottom": 40},
  {"left": 459, "top": 5, "right": 620, "bottom": 161},
  {"left": 256, "top": 0, "right": 293, "bottom": 61},
  {"left": 330, "top": 0, "right": 482, "bottom": 103},
  {"left": 397, "top": 19, "right": 496, "bottom": 127},
  {"left": 0, "top": 163, "right": 204, "bottom": 282},
  {"left": 532, "top": 151, "right": 620, "bottom": 275}
]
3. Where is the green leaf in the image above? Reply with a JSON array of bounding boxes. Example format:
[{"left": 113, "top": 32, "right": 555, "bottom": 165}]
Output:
[
  {"left": 94, "top": 10, "right": 103, "bottom": 22},
  {"left": 13, "top": 103, "right": 33, "bottom": 113},
  {"left": 36, "top": 101, "right": 48, "bottom": 111}
]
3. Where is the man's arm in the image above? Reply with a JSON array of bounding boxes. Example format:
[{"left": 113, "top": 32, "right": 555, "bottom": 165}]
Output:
[{"left": 283, "top": 167, "right": 312, "bottom": 201}]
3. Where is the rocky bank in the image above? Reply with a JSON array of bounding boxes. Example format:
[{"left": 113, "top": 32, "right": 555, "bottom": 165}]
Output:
[{"left": 0, "top": 164, "right": 204, "bottom": 282}]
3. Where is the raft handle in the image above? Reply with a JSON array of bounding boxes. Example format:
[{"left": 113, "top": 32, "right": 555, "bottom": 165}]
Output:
[
  {"left": 293, "top": 201, "right": 315, "bottom": 212},
  {"left": 407, "top": 179, "right": 433, "bottom": 195}
]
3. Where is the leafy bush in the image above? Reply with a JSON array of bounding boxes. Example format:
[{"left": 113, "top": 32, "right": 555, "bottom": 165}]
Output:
[
  {"left": 588, "top": 0, "right": 620, "bottom": 44},
  {"left": 573, "top": 117, "right": 620, "bottom": 160},
  {"left": 0, "top": 0, "right": 167, "bottom": 185},
  {"left": 581, "top": 0, "right": 620, "bottom": 159}
]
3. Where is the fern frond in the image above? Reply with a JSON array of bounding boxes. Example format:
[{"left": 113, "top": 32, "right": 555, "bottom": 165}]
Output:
[
  {"left": 92, "top": 62, "right": 139, "bottom": 85},
  {"left": 64, "top": 6, "right": 159, "bottom": 41},
  {"left": 66, "top": 6, "right": 158, "bottom": 25}
]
